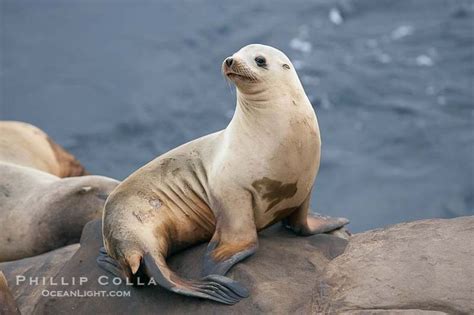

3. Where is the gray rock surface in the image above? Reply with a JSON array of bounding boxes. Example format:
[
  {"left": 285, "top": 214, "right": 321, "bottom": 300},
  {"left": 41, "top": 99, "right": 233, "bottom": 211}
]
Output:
[
  {"left": 2, "top": 220, "right": 348, "bottom": 314},
  {"left": 1, "top": 216, "right": 472, "bottom": 314},
  {"left": 0, "top": 244, "right": 79, "bottom": 315},
  {"left": 322, "top": 216, "right": 474, "bottom": 315}
]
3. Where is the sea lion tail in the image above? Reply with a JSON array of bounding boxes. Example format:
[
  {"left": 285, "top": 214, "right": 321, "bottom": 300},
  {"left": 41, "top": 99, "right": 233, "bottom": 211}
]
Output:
[{"left": 142, "top": 252, "right": 249, "bottom": 305}]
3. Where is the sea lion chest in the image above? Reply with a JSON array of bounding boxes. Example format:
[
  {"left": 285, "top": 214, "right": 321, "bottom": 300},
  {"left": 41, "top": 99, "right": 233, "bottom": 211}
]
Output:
[{"left": 221, "top": 110, "right": 320, "bottom": 230}]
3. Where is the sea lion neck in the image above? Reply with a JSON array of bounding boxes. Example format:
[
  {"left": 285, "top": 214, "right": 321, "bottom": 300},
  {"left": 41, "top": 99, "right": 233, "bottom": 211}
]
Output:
[
  {"left": 229, "top": 87, "right": 313, "bottom": 129},
  {"left": 231, "top": 94, "right": 286, "bottom": 134},
  {"left": 222, "top": 92, "right": 313, "bottom": 150}
]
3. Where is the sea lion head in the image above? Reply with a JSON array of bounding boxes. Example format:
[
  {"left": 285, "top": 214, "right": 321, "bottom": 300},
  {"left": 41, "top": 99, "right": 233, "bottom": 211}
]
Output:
[{"left": 223, "top": 44, "right": 301, "bottom": 97}]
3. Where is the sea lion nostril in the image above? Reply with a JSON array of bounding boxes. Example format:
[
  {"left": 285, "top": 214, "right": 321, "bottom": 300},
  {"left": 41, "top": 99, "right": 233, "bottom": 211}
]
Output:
[{"left": 225, "top": 58, "right": 233, "bottom": 67}]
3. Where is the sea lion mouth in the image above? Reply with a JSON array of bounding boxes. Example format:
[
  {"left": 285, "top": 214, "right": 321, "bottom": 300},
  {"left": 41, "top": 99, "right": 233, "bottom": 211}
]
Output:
[
  {"left": 224, "top": 68, "right": 259, "bottom": 83},
  {"left": 225, "top": 71, "right": 254, "bottom": 81},
  {"left": 222, "top": 59, "right": 258, "bottom": 83}
]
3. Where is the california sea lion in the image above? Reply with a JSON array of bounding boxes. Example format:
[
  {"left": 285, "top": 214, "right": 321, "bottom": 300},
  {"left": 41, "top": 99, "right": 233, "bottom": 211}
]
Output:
[
  {"left": 0, "top": 162, "right": 119, "bottom": 262},
  {"left": 99, "top": 44, "right": 349, "bottom": 304},
  {"left": 0, "top": 121, "right": 87, "bottom": 177},
  {"left": 0, "top": 271, "right": 19, "bottom": 315}
]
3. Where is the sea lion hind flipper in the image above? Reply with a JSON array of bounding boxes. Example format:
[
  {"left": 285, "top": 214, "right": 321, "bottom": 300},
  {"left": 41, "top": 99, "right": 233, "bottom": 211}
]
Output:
[
  {"left": 201, "top": 240, "right": 257, "bottom": 277},
  {"left": 96, "top": 247, "right": 128, "bottom": 279},
  {"left": 142, "top": 252, "right": 247, "bottom": 304}
]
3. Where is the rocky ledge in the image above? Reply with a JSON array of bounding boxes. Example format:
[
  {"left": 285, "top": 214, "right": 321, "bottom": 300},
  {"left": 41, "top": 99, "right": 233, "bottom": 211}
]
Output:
[{"left": 1, "top": 216, "right": 472, "bottom": 314}]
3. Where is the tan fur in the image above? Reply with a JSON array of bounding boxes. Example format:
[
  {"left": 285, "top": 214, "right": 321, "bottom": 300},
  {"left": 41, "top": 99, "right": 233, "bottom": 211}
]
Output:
[
  {"left": 212, "top": 240, "right": 256, "bottom": 262},
  {"left": 0, "top": 121, "right": 87, "bottom": 177},
  {"left": 103, "top": 44, "right": 323, "bottom": 286},
  {"left": 0, "top": 162, "right": 119, "bottom": 262},
  {"left": 0, "top": 271, "right": 19, "bottom": 314}
]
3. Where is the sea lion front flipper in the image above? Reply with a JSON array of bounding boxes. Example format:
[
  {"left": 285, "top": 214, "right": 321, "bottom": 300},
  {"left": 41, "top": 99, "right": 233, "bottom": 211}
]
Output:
[
  {"left": 283, "top": 191, "right": 349, "bottom": 236},
  {"left": 291, "top": 213, "right": 349, "bottom": 235},
  {"left": 202, "top": 240, "right": 258, "bottom": 277},
  {"left": 201, "top": 195, "right": 258, "bottom": 277}
]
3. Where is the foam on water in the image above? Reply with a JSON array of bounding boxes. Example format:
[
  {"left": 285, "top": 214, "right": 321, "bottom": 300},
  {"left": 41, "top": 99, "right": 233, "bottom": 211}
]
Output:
[{"left": 1, "top": 0, "right": 472, "bottom": 231}]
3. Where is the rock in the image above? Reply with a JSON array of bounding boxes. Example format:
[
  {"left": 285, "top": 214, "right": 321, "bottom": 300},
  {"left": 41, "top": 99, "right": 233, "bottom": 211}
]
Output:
[
  {"left": 322, "top": 216, "right": 474, "bottom": 315},
  {"left": 0, "top": 244, "right": 79, "bottom": 314},
  {"left": 1, "top": 217, "right": 472, "bottom": 314},
  {"left": 2, "top": 220, "right": 348, "bottom": 314}
]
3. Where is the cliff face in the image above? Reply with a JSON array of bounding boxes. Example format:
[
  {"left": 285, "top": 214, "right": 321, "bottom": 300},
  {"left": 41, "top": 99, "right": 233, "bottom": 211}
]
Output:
[{"left": 1, "top": 216, "right": 473, "bottom": 315}]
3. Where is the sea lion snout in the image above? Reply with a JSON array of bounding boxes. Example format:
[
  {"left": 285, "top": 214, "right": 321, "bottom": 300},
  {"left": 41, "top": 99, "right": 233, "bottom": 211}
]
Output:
[
  {"left": 222, "top": 56, "right": 257, "bottom": 83},
  {"left": 222, "top": 56, "right": 235, "bottom": 74}
]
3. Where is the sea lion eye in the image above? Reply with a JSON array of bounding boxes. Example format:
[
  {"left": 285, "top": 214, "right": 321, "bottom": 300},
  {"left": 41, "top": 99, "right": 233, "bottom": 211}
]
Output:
[{"left": 255, "top": 56, "right": 266, "bottom": 67}]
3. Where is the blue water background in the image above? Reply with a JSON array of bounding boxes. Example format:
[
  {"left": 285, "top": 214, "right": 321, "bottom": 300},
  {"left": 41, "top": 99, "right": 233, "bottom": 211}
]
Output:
[{"left": 1, "top": 0, "right": 473, "bottom": 231}]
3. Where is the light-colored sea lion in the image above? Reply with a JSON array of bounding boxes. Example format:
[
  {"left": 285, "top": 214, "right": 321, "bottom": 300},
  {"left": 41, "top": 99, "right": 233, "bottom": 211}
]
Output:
[
  {"left": 98, "top": 44, "right": 349, "bottom": 304},
  {"left": 0, "top": 121, "right": 87, "bottom": 177},
  {"left": 0, "top": 162, "right": 119, "bottom": 262},
  {"left": 0, "top": 271, "right": 20, "bottom": 315}
]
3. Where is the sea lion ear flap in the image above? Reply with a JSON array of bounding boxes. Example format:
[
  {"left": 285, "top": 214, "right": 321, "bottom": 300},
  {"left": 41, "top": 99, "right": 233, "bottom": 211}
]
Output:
[
  {"left": 282, "top": 64, "right": 291, "bottom": 70},
  {"left": 79, "top": 186, "right": 93, "bottom": 194}
]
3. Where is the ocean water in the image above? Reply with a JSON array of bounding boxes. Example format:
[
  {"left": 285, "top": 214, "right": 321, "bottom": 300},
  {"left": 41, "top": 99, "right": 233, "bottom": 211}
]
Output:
[{"left": 1, "top": 0, "right": 473, "bottom": 232}]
